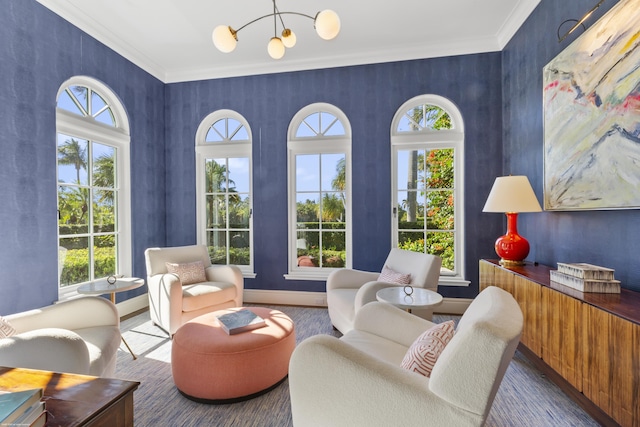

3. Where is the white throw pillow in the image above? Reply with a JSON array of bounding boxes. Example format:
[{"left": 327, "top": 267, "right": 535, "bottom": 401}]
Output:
[
  {"left": 0, "top": 316, "right": 17, "bottom": 338},
  {"left": 166, "top": 261, "right": 207, "bottom": 285},
  {"left": 378, "top": 265, "right": 411, "bottom": 285},
  {"left": 401, "top": 320, "right": 456, "bottom": 377}
]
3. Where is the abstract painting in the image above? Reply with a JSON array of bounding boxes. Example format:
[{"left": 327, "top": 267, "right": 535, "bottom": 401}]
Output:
[{"left": 543, "top": 0, "right": 640, "bottom": 210}]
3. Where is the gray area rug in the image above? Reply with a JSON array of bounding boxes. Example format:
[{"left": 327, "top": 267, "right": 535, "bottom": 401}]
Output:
[{"left": 114, "top": 306, "right": 599, "bottom": 427}]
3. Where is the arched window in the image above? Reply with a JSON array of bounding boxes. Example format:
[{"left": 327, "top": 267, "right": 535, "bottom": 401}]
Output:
[
  {"left": 56, "top": 76, "right": 131, "bottom": 298},
  {"left": 286, "top": 103, "right": 352, "bottom": 280},
  {"left": 391, "top": 95, "right": 468, "bottom": 286},
  {"left": 195, "top": 110, "right": 254, "bottom": 276}
]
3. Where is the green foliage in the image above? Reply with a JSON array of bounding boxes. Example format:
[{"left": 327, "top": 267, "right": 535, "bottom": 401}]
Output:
[
  {"left": 398, "top": 127, "right": 456, "bottom": 270},
  {"left": 60, "top": 247, "right": 116, "bottom": 286},
  {"left": 208, "top": 246, "right": 250, "bottom": 266},
  {"left": 398, "top": 233, "right": 454, "bottom": 271}
]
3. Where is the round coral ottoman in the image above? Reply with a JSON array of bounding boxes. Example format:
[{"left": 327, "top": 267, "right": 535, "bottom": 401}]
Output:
[{"left": 171, "top": 307, "right": 296, "bottom": 403}]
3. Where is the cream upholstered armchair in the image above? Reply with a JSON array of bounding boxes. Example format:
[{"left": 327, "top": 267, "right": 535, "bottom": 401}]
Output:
[
  {"left": 0, "top": 297, "right": 121, "bottom": 377},
  {"left": 145, "top": 245, "right": 243, "bottom": 336},
  {"left": 290, "top": 286, "right": 524, "bottom": 427},
  {"left": 326, "top": 248, "right": 442, "bottom": 333}
]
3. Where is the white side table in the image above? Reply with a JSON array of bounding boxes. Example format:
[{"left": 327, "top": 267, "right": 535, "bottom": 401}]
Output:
[
  {"left": 78, "top": 277, "right": 145, "bottom": 359},
  {"left": 376, "top": 286, "right": 443, "bottom": 313}
]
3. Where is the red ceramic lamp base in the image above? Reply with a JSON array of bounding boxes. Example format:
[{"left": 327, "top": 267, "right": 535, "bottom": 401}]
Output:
[{"left": 494, "top": 212, "right": 530, "bottom": 266}]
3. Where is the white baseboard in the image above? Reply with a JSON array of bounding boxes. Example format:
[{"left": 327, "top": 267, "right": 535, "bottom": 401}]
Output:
[
  {"left": 118, "top": 290, "right": 472, "bottom": 317},
  {"left": 244, "top": 289, "right": 328, "bottom": 307},
  {"left": 116, "top": 294, "right": 148, "bottom": 318}
]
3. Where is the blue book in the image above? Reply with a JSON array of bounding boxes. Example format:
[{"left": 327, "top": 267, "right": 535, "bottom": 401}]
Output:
[
  {"left": 216, "top": 309, "right": 266, "bottom": 335},
  {"left": 0, "top": 388, "right": 44, "bottom": 424}
]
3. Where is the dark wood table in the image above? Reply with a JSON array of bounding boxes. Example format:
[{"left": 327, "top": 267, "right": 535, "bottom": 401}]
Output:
[{"left": 0, "top": 366, "right": 139, "bottom": 427}]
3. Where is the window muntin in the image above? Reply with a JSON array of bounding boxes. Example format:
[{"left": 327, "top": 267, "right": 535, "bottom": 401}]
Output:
[
  {"left": 196, "top": 111, "right": 254, "bottom": 276},
  {"left": 56, "top": 77, "right": 131, "bottom": 297},
  {"left": 391, "top": 95, "right": 466, "bottom": 285},
  {"left": 58, "top": 85, "right": 116, "bottom": 126},
  {"left": 287, "top": 104, "right": 351, "bottom": 280}
]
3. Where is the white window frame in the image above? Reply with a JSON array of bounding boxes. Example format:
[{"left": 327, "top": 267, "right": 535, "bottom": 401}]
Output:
[
  {"left": 391, "top": 95, "right": 469, "bottom": 287},
  {"left": 285, "top": 103, "right": 352, "bottom": 281},
  {"left": 195, "top": 110, "right": 255, "bottom": 278},
  {"left": 56, "top": 76, "right": 132, "bottom": 300}
]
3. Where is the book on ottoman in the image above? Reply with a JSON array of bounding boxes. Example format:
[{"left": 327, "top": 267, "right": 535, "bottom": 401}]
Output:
[{"left": 216, "top": 309, "right": 267, "bottom": 335}]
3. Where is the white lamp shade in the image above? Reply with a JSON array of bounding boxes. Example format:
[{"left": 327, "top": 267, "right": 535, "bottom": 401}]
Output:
[
  {"left": 267, "top": 37, "right": 285, "bottom": 59},
  {"left": 212, "top": 25, "right": 237, "bottom": 53},
  {"left": 483, "top": 175, "right": 542, "bottom": 213},
  {"left": 282, "top": 29, "right": 297, "bottom": 48},
  {"left": 315, "top": 9, "right": 340, "bottom": 40}
]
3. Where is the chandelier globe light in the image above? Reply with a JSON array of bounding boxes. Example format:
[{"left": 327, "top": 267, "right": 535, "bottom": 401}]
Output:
[
  {"left": 267, "top": 37, "right": 286, "bottom": 59},
  {"left": 212, "top": 0, "right": 340, "bottom": 60},
  {"left": 315, "top": 9, "right": 340, "bottom": 40}
]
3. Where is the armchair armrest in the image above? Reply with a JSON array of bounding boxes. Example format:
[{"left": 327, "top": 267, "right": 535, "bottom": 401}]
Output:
[
  {"left": 326, "top": 269, "right": 380, "bottom": 291},
  {"left": 205, "top": 265, "right": 243, "bottom": 286},
  {"left": 354, "top": 281, "right": 399, "bottom": 311},
  {"left": 6, "top": 297, "right": 119, "bottom": 333},
  {"left": 205, "top": 265, "right": 243, "bottom": 306},
  {"left": 147, "top": 273, "right": 184, "bottom": 335},
  {"left": 289, "top": 334, "right": 479, "bottom": 427},
  {"left": 352, "top": 302, "right": 435, "bottom": 347},
  {"left": 0, "top": 328, "right": 91, "bottom": 375}
]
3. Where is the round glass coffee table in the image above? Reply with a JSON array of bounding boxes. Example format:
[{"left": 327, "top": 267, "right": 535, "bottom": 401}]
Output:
[{"left": 376, "top": 286, "right": 443, "bottom": 313}]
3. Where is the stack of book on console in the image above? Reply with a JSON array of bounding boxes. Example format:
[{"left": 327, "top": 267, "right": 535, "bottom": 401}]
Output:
[
  {"left": 0, "top": 388, "right": 46, "bottom": 426},
  {"left": 550, "top": 262, "right": 621, "bottom": 293}
]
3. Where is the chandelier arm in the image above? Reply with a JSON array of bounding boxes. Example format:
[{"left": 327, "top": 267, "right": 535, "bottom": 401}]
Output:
[
  {"left": 274, "top": 4, "right": 287, "bottom": 30},
  {"left": 273, "top": 0, "right": 277, "bottom": 37},
  {"left": 235, "top": 11, "right": 316, "bottom": 34}
]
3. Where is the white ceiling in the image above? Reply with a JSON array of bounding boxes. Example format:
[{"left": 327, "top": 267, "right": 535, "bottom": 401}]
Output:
[{"left": 36, "top": 0, "right": 540, "bottom": 83}]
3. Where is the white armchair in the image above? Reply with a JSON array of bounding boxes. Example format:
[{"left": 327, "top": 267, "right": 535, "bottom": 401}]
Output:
[
  {"left": 145, "top": 245, "right": 243, "bottom": 336},
  {"left": 326, "top": 248, "right": 442, "bottom": 333},
  {"left": 289, "top": 286, "right": 524, "bottom": 427},
  {"left": 0, "top": 297, "right": 121, "bottom": 377}
]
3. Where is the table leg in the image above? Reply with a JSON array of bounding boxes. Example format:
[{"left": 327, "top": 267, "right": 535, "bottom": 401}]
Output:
[
  {"left": 121, "top": 336, "right": 137, "bottom": 360},
  {"left": 111, "top": 292, "right": 137, "bottom": 360}
]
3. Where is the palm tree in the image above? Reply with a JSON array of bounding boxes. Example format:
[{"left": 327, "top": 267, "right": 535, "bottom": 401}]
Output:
[
  {"left": 58, "top": 138, "right": 88, "bottom": 183},
  {"left": 93, "top": 152, "right": 115, "bottom": 203},
  {"left": 205, "top": 160, "right": 239, "bottom": 228}
]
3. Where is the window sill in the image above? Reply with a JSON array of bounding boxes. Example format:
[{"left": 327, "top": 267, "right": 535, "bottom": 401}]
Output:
[
  {"left": 284, "top": 272, "right": 330, "bottom": 281},
  {"left": 438, "top": 277, "right": 470, "bottom": 287}
]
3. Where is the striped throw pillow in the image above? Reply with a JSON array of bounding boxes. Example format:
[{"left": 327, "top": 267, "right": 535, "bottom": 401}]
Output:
[
  {"left": 166, "top": 261, "right": 207, "bottom": 285},
  {"left": 401, "top": 320, "right": 456, "bottom": 377},
  {"left": 378, "top": 265, "right": 412, "bottom": 285},
  {"left": 0, "top": 316, "right": 16, "bottom": 338}
]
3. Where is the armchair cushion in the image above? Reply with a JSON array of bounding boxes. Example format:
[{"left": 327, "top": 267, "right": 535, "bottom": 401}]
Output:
[
  {"left": 166, "top": 261, "right": 207, "bottom": 285},
  {"left": 401, "top": 320, "right": 455, "bottom": 377},
  {"left": 378, "top": 265, "right": 411, "bottom": 284},
  {"left": 0, "top": 316, "right": 16, "bottom": 338}
]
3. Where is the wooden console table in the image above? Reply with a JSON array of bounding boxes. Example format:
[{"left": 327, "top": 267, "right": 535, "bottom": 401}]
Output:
[
  {"left": 0, "top": 366, "right": 139, "bottom": 426},
  {"left": 480, "top": 259, "right": 640, "bottom": 427}
]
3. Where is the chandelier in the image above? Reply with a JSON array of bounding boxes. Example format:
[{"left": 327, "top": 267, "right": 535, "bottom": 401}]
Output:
[{"left": 212, "top": 0, "right": 340, "bottom": 60}]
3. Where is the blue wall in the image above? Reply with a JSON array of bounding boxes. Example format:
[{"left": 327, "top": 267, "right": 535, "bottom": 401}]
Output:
[
  {"left": 0, "top": 1, "right": 165, "bottom": 313},
  {"left": 11, "top": 0, "right": 607, "bottom": 315},
  {"left": 165, "top": 56, "right": 503, "bottom": 298},
  {"left": 503, "top": 0, "right": 640, "bottom": 292}
]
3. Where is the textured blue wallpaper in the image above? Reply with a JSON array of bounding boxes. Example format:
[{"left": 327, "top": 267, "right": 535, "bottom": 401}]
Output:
[
  {"left": 165, "top": 54, "right": 503, "bottom": 298},
  {"left": 503, "top": 0, "right": 640, "bottom": 292},
  {"left": 0, "top": 1, "right": 165, "bottom": 314},
  {"left": 1, "top": 0, "right": 508, "bottom": 315}
]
